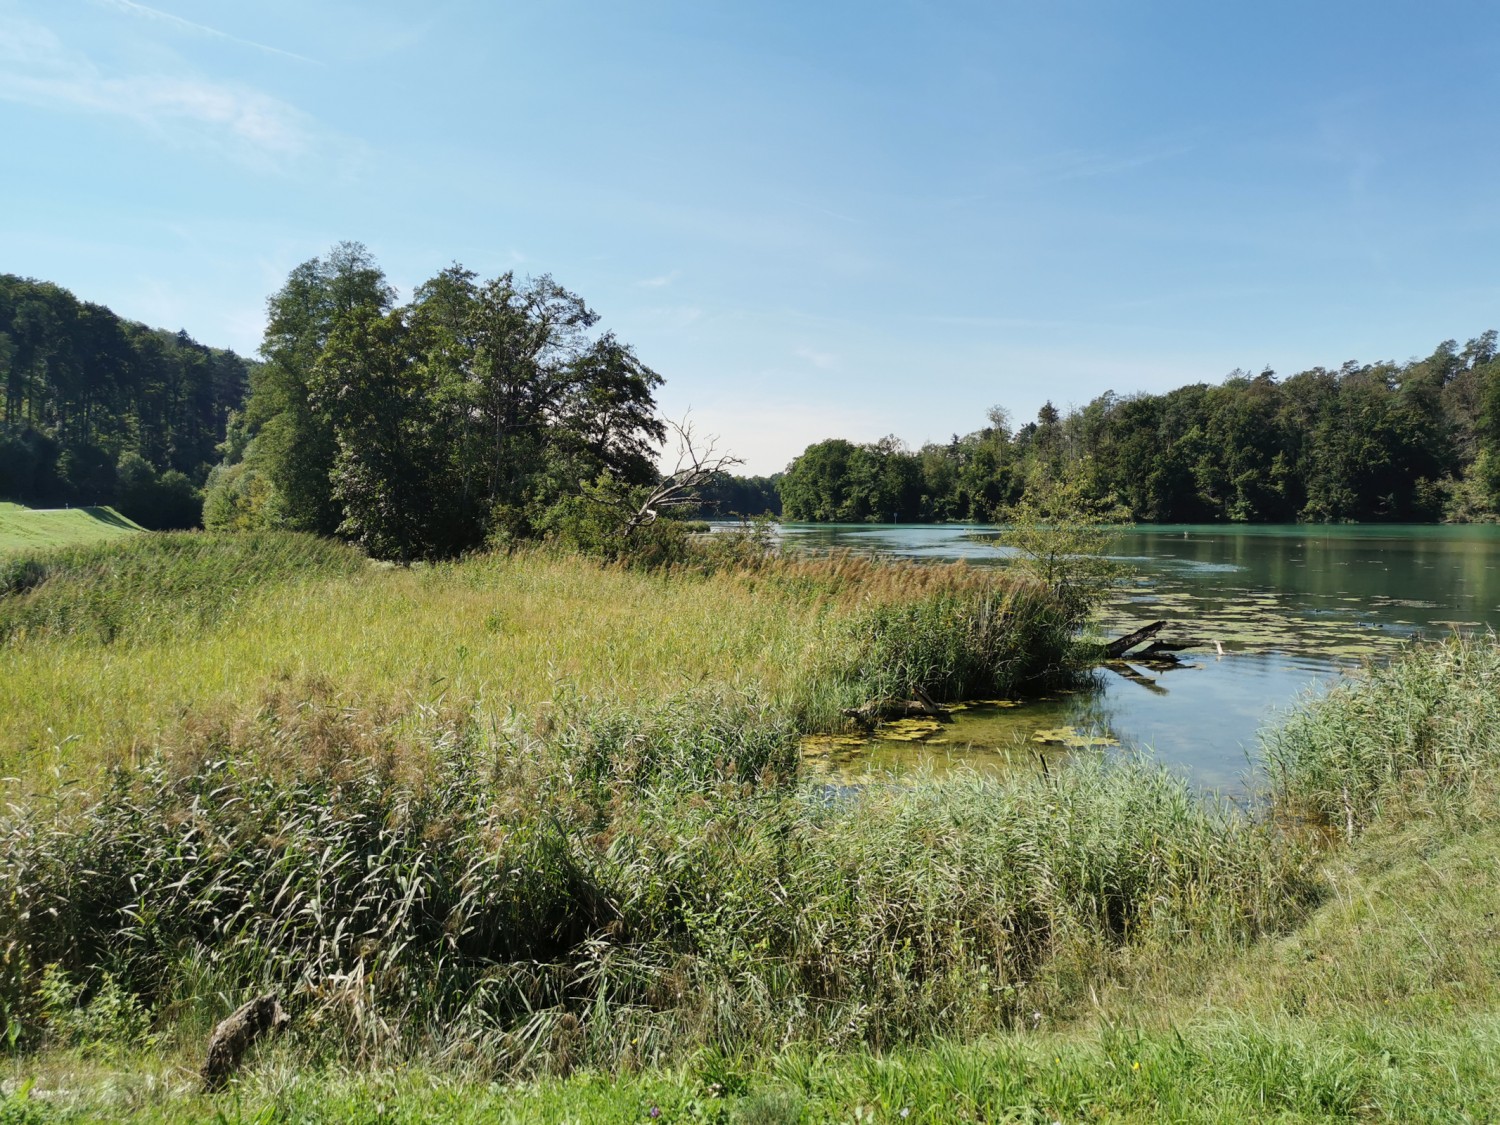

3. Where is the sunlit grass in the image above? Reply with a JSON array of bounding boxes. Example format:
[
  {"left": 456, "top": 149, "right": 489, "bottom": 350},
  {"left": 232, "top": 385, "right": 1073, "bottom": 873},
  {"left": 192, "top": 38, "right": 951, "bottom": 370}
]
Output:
[
  {"left": 0, "top": 502, "right": 143, "bottom": 555},
  {"left": 0, "top": 535, "right": 1072, "bottom": 781},
  {"left": 19, "top": 537, "right": 1500, "bottom": 1120},
  {"left": 1, "top": 551, "right": 812, "bottom": 776}
]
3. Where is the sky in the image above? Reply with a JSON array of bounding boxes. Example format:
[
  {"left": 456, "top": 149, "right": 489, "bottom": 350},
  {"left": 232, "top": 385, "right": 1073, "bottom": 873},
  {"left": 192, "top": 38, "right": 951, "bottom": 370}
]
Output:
[{"left": 4, "top": 1, "right": 1500, "bottom": 475}]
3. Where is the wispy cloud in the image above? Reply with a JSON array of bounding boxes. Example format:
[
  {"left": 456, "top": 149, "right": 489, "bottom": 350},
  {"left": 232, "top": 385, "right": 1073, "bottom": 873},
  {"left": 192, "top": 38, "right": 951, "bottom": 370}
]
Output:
[
  {"left": 980, "top": 138, "right": 1197, "bottom": 192},
  {"left": 794, "top": 345, "right": 840, "bottom": 371},
  {"left": 636, "top": 270, "right": 680, "bottom": 289},
  {"left": 0, "top": 15, "right": 317, "bottom": 166},
  {"left": 91, "top": 0, "right": 318, "bottom": 64},
  {"left": 1041, "top": 144, "right": 1192, "bottom": 182}
]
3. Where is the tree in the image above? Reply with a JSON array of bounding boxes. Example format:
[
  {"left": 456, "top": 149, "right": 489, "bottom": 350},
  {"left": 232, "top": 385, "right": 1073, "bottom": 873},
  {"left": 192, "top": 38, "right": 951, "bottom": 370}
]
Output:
[
  {"left": 313, "top": 305, "right": 444, "bottom": 560},
  {"left": 993, "top": 466, "right": 1128, "bottom": 623},
  {"left": 218, "top": 248, "right": 671, "bottom": 558},
  {"left": 779, "top": 439, "right": 857, "bottom": 521},
  {"left": 0, "top": 273, "right": 251, "bottom": 512},
  {"left": 249, "top": 243, "right": 395, "bottom": 536}
]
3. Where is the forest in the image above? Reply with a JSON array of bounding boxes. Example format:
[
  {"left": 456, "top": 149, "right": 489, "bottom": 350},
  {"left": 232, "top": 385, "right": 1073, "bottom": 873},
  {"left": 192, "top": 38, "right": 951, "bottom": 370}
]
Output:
[
  {"left": 779, "top": 335, "right": 1500, "bottom": 524},
  {"left": 9, "top": 255, "right": 1500, "bottom": 540},
  {"left": 0, "top": 273, "right": 252, "bottom": 528}
]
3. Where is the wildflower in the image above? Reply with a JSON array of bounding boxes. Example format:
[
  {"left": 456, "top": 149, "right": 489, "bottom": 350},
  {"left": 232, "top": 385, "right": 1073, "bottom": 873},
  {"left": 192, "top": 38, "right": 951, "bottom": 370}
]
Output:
[
  {"left": 1132, "top": 1060, "right": 1140, "bottom": 1071},
  {"left": 649, "top": 1107, "right": 661, "bottom": 1119}
]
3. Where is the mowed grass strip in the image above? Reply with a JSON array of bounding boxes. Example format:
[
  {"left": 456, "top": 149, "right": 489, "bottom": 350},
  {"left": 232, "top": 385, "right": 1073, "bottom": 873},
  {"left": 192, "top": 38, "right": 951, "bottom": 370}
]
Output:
[{"left": 0, "top": 502, "right": 142, "bottom": 554}]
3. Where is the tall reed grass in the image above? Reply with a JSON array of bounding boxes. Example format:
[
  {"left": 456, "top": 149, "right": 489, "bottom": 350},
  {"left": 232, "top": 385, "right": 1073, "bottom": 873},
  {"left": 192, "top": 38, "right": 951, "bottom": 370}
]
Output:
[
  {"left": 0, "top": 532, "right": 366, "bottom": 644},
  {"left": 0, "top": 683, "right": 1304, "bottom": 1076},
  {"left": 0, "top": 538, "right": 1082, "bottom": 779},
  {"left": 1264, "top": 633, "right": 1500, "bottom": 837}
]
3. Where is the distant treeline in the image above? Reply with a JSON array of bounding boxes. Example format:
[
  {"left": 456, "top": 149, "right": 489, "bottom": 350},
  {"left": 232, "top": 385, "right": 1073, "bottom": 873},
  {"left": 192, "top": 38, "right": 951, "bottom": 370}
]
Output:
[
  {"left": 776, "top": 333, "right": 1500, "bottom": 523},
  {"left": 12, "top": 261, "right": 1496, "bottom": 533},
  {"left": 0, "top": 274, "right": 251, "bottom": 528},
  {"left": 695, "top": 472, "right": 782, "bottom": 519}
]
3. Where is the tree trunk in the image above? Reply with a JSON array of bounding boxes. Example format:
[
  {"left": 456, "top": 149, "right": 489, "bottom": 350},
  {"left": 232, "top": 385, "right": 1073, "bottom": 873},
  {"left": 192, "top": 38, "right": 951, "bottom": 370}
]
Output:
[{"left": 201, "top": 993, "right": 289, "bottom": 1092}]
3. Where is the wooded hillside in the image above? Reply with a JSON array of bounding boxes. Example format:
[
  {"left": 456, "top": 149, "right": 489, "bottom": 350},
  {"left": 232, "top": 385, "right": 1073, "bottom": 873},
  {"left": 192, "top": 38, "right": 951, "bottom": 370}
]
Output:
[{"left": 0, "top": 274, "right": 251, "bottom": 528}]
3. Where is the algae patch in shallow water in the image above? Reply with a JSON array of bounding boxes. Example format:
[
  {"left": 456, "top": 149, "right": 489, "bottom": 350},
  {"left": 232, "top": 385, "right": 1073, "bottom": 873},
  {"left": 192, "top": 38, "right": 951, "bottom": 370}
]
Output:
[
  {"left": 799, "top": 697, "right": 1116, "bottom": 779},
  {"left": 877, "top": 717, "right": 945, "bottom": 742},
  {"left": 1030, "top": 726, "right": 1120, "bottom": 749}
]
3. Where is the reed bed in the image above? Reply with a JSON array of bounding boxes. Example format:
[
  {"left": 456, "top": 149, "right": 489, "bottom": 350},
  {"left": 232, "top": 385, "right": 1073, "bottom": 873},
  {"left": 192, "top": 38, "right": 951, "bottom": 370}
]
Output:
[
  {"left": 1264, "top": 632, "right": 1500, "bottom": 837},
  {"left": 0, "top": 536, "right": 1081, "bottom": 779},
  {"left": 5, "top": 616, "right": 1500, "bottom": 1118},
  {"left": 0, "top": 685, "right": 1303, "bottom": 1076}
]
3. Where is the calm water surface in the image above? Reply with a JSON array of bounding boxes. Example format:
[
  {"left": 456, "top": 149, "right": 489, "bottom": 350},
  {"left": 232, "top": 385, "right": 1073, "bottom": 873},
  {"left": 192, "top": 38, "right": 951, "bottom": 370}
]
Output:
[{"left": 775, "top": 523, "right": 1500, "bottom": 791}]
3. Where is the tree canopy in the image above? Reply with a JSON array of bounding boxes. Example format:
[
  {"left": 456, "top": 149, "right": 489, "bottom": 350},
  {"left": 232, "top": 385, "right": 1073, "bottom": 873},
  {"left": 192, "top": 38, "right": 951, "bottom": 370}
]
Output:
[
  {"left": 0, "top": 274, "right": 251, "bottom": 528},
  {"left": 208, "top": 244, "right": 670, "bottom": 559},
  {"left": 780, "top": 333, "right": 1500, "bottom": 524}
]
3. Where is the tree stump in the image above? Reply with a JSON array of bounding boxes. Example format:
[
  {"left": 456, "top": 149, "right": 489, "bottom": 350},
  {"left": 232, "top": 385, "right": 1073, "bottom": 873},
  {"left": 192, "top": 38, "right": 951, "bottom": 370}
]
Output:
[{"left": 201, "top": 993, "right": 289, "bottom": 1092}]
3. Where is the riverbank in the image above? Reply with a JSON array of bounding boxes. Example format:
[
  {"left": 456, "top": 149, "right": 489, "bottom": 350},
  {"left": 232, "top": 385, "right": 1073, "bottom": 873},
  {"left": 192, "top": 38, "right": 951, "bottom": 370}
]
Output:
[
  {"left": 3, "top": 532, "right": 1497, "bottom": 1120},
  {"left": 6, "top": 636, "right": 1500, "bottom": 1120}
]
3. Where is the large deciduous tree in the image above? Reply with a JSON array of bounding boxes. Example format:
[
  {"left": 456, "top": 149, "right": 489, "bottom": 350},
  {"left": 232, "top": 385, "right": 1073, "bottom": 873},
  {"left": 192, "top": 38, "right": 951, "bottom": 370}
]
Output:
[{"left": 214, "top": 247, "right": 669, "bottom": 559}]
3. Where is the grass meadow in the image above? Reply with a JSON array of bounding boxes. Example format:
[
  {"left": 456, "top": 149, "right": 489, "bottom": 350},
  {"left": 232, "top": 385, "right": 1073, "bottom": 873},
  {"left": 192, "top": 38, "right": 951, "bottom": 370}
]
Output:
[
  {"left": 0, "top": 503, "right": 142, "bottom": 555},
  {"left": 1, "top": 525, "right": 1498, "bottom": 1121},
  {"left": 0, "top": 532, "right": 1072, "bottom": 780}
]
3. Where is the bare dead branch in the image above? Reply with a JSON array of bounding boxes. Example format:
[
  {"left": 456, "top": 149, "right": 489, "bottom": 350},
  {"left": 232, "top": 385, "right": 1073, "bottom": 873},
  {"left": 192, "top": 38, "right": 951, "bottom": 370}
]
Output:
[{"left": 624, "top": 417, "right": 743, "bottom": 536}]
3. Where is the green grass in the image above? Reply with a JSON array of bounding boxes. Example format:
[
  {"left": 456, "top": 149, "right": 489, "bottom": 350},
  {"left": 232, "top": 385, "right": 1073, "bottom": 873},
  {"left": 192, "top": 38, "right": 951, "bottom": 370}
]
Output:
[
  {"left": 5, "top": 535, "right": 1500, "bottom": 1121},
  {"left": 0, "top": 537, "right": 1075, "bottom": 779},
  {"left": 0, "top": 697, "right": 1297, "bottom": 1079},
  {"left": 7, "top": 765, "right": 1495, "bottom": 1123},
  {"left": 0, "top": 503, "right": 143, "bottom": 555}
]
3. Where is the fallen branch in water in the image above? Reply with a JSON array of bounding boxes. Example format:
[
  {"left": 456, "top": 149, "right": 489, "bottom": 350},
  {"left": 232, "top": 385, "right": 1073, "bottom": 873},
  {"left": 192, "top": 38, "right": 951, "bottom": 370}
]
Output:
[
  {"left": 1103, "top": 621, "right": 1167, "bottom": 659},
  {"left": 844, "top": 685, "right": 953, "bottom": 730}
]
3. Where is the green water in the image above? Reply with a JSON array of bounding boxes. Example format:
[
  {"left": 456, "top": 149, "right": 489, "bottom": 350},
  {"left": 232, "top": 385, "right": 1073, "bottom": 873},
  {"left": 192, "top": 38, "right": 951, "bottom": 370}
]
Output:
[{"left": 779, "top": 522, "right": 1500, "bottom": 791}]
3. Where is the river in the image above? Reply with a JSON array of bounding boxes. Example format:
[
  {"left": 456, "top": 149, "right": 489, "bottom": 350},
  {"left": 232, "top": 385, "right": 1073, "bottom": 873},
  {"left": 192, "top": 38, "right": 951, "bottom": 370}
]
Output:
[{"left": 773, "top": 522, "right": 1500, "bottom": 791}]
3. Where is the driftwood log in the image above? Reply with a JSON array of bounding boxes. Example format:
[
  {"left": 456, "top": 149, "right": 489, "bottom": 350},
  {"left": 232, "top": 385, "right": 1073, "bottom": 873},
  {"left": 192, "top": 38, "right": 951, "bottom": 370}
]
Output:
[
  {"left": 1103, "top": 622, "right": 1205, "bottom": 665},
  {"left": 843, "top": 685, "right": 953, "bottom": 729},
  {"left": 1103, "top": 621, "right": 1166, "bottom": 659},
  {"left": 201, "top": 993, "right": 289, "bottom": 1091}
]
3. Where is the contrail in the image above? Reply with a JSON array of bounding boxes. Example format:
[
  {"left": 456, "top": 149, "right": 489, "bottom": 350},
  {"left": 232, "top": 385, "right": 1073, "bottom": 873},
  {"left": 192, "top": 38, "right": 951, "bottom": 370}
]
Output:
[{"left": 93, "top": 0, "right": 319, "bottom": 64}]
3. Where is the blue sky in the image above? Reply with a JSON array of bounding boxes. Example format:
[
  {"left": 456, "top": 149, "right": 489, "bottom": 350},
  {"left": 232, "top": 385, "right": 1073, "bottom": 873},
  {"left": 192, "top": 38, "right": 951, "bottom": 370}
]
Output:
[{"left": 3, "top": 1, "right": 1499, "bottom": 474}]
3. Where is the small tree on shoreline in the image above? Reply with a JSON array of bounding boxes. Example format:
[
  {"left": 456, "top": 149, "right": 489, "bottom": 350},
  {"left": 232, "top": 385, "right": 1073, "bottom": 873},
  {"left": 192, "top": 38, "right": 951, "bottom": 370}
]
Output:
[{"left": 992, "top": 464, "right": 1129, "bottom": 624}]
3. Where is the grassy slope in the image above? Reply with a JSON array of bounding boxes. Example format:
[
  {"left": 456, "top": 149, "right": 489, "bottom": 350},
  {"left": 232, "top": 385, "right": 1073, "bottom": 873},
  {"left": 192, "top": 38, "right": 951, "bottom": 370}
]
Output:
[{"left": 0, "top": 503, "right": 142, "bottom": 554}]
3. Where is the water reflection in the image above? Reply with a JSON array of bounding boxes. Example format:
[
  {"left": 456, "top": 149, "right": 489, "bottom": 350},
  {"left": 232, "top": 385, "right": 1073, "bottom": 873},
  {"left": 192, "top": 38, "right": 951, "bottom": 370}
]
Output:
[{"left": 774, "top": 522, "right": 1500, "bottom": 790}]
